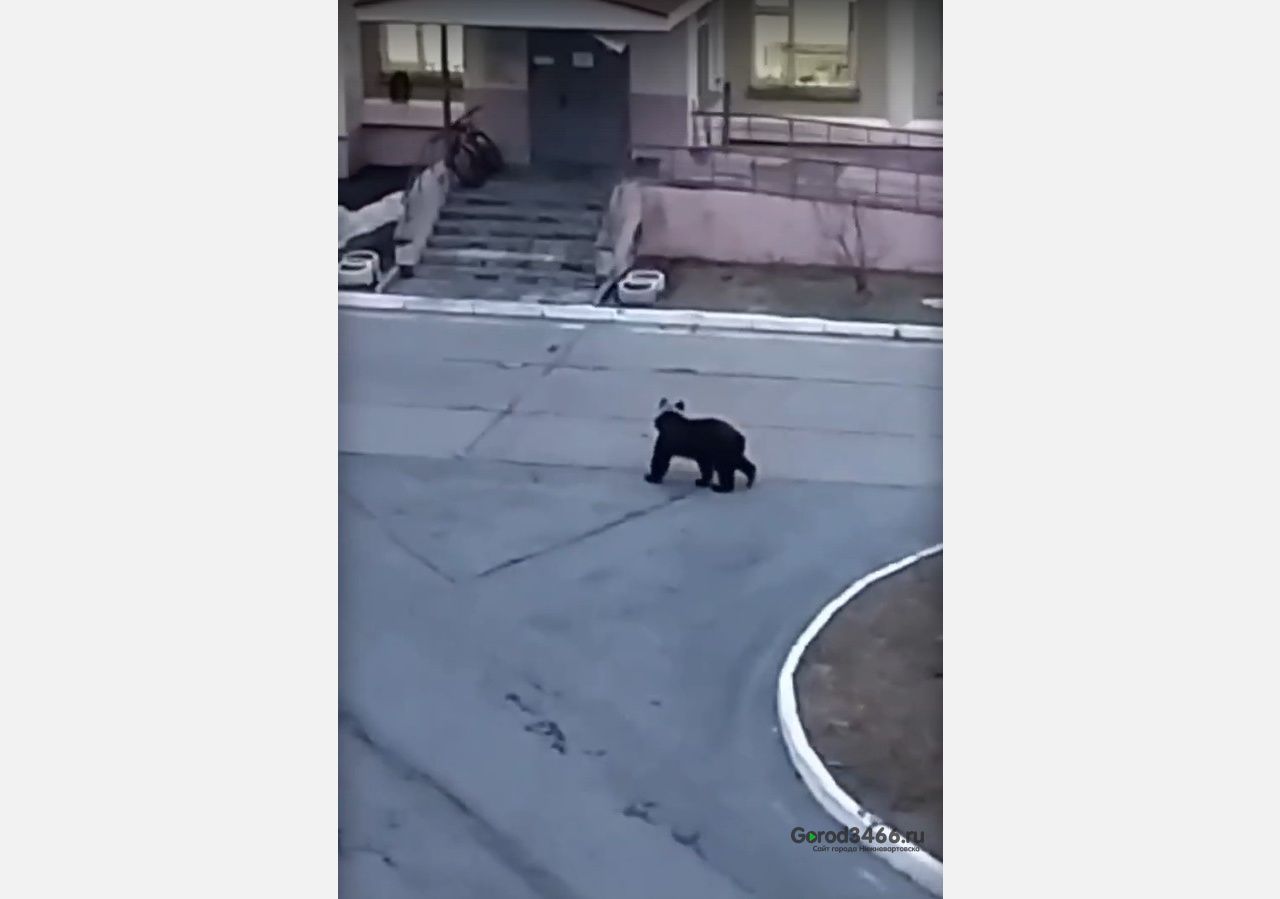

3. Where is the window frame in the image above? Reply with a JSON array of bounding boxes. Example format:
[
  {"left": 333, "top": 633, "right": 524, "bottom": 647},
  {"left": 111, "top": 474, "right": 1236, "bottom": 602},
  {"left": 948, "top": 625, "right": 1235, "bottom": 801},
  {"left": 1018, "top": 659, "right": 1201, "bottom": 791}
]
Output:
[
  {"left": 377, "top": 23, "right": 464, "bottom": 90},
  {"left": 748, "top": 0, "right": 861, "bottom": 102},
  {"left": 696, "top": 10, "right": 712, "bottom": 105}
]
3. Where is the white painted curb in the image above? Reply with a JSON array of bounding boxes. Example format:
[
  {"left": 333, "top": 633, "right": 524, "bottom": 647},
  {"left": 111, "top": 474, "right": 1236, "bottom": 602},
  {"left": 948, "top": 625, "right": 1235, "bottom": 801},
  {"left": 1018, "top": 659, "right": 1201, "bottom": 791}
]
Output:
[
  {"left": 338, "top": 291, "right": 942, "bottom": 342},
  {"left": 777, "top": 543, "right": 944, "bottom": 897}
]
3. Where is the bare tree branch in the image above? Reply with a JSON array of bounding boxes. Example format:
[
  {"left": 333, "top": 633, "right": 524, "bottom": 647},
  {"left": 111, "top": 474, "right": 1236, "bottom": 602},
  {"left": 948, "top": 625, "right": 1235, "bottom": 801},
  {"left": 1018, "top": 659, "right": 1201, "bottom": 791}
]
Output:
[
  {"left": 812, "top": 198, "right": 870, "bottom": 297},
  {"left": 848, "top": 197, "right": 869, "bottom": 295}
]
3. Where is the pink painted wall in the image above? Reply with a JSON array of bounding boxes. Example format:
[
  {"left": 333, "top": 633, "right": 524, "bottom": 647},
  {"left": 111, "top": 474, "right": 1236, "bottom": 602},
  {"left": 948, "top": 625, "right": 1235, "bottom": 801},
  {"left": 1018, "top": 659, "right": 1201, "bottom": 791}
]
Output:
[
  {"left": 358, "top": 126, "right": 441, "bottom": 168},
  {"left": 635, "top": 185, "right": 941, "bottom": 275}
]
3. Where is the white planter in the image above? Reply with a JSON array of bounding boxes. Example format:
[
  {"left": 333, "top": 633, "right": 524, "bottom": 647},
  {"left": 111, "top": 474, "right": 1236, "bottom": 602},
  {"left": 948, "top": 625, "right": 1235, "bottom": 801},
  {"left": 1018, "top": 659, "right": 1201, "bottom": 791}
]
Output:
[
  {"left": 339, "top": 250, "right": 381, "bottom": 288},
  {"left": 616, "top": 269, "right": 666, "bottom": 307}
]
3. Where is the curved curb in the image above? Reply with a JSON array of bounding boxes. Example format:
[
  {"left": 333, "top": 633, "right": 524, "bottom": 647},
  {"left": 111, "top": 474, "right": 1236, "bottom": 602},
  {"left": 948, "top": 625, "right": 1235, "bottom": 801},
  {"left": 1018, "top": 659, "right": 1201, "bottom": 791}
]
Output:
[
  {"left": 777, "top": 543, "right": 944, "bottom": 897},
  {"left": 337, "top": 291, "right": 943, "bottom": 343}
]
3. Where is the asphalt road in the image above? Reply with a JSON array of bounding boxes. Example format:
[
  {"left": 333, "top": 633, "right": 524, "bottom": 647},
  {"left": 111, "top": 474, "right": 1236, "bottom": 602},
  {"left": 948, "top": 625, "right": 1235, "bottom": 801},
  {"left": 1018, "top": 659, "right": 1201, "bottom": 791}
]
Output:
[{"left": 339, "top": 309, "right": 943, "bottom": 898}]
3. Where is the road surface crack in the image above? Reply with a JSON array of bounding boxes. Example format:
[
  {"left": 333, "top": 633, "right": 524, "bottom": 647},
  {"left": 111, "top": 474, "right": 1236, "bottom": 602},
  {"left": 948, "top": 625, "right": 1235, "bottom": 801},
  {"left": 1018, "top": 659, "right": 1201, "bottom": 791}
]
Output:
[
  {"left": 339, "top": 843, "right": 397, "bottom": 868},
  {"left": 340, "top": 709, "right": 581, "bottom": 899},
  {"left": 475, "top": 494, "right": 690, "bottom": 579},
  {"left": 340, "top": 488, "right": 456, "bottom": 584},
  {"left": 460, "top": 325, "right": 590, "bottom": 459},
  {"left": 549, "top": 361, "right": 942, "bottom": 390}
]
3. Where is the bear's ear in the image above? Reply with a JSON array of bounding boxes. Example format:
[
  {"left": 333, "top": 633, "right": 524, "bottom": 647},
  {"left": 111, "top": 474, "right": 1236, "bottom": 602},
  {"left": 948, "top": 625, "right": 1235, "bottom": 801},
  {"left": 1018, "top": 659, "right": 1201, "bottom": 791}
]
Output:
[
  {"left": 674, "top": 400, "right": 685, "bottom": 411},
  {"left": 658, "top": 397, "right": 670, "bottom": 410}
]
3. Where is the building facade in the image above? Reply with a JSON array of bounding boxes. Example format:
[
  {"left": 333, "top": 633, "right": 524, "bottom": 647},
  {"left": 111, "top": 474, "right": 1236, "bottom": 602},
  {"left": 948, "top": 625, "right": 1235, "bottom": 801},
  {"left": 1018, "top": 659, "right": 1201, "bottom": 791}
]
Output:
[{"left": 340, "top": 0, "right": 943, "bottom": 177}]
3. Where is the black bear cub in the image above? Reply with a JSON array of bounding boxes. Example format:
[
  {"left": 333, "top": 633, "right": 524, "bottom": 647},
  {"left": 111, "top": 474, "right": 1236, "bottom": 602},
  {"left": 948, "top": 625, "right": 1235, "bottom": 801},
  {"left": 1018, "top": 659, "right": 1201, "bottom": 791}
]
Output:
[{"left": 644, "top": 398, "right": 758, "bottom": 493}]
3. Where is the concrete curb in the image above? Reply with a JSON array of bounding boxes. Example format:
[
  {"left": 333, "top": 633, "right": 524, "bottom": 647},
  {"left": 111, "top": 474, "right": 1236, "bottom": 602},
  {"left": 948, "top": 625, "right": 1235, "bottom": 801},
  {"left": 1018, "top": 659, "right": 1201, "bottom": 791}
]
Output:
[
  {"left": 777, "top": 543, "right": 944, "bottom": 897},
  {"left": 338, "top": 291, "right": 942, "bottom": 342}
]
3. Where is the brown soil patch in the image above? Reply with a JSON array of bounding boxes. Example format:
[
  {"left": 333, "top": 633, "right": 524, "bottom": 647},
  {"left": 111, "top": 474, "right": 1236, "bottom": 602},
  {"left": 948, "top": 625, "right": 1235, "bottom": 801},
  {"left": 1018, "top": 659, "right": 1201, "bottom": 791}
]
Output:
[
  {"left": 633, "top": 257, "right": 943, "bottom": 326},
  {"left": 794, "top": 551, "right": 942, "bottom": 858}
]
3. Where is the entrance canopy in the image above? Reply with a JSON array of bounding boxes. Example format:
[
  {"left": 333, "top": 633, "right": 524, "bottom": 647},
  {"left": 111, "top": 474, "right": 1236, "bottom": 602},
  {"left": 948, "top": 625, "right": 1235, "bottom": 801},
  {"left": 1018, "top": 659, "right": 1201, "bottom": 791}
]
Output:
[{"left": 354, "top": 0, "right": 708, "bottom": 32}]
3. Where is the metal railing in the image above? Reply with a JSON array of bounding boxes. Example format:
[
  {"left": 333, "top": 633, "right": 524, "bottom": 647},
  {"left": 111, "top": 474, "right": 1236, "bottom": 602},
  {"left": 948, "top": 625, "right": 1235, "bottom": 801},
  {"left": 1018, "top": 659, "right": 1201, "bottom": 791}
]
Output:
[
  {"left": 627, "top": 145, "right": 942, "bottom": 216},
  {"left": 691, "top": 82, "right": 941, "bottom": 152},
  {"left": 692, "top": 110, "right": 943, "bottom": 150}
]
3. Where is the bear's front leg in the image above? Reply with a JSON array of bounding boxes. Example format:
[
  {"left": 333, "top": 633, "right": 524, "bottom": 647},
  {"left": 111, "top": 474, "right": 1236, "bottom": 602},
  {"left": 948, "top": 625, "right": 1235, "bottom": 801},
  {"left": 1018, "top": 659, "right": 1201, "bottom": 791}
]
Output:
[{"left": 645, "top": 441, "right": 672, "bottom": 484}]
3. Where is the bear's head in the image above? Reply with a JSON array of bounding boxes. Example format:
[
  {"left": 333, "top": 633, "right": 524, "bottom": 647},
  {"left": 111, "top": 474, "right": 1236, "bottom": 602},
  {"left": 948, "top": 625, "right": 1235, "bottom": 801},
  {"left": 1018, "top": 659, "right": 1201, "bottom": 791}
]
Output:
[{"left": 655, "top": 397, "right": 687, "bottom": 431}]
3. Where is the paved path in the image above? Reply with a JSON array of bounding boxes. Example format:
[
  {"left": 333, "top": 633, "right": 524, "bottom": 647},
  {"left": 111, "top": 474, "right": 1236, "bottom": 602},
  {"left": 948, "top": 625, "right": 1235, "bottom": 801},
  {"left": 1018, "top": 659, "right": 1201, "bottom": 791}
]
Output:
[
  {"left": 339, "top": 311, "right": 941, "bottom": 485},
  {"left": 339, "top": 309, "right": 942, "bottom": 898}
]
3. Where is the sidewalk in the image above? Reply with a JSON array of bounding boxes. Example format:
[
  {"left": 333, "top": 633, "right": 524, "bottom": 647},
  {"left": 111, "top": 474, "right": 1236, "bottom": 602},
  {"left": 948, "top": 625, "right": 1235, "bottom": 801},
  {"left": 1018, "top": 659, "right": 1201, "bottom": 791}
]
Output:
[{"left": 343, "top": 256, "right": 942, "bottom": 340}]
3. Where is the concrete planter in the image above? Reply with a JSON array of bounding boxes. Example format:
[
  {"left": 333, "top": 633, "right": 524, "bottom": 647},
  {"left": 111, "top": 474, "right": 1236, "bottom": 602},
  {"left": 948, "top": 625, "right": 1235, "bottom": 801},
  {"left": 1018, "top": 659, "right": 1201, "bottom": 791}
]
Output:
[
  {"left": 616, "top": 269, "right": 666, "bottom": 307},
  {"left": 339, "top": 250, "right": 381, "bottom": 288}
]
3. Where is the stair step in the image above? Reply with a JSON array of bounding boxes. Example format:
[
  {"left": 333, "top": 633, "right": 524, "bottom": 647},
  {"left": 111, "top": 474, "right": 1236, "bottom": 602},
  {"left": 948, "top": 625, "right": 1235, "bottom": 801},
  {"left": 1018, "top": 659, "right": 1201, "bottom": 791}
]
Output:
[
  {"left": 438, "top": 206, "right": 601, "bottom": 228},
  {"left": 411, "top": 262, "right": 595, "bottom": 288},
  {"left": 390, "top": 275, "right": 598, "bottom": 305},
  {"left": 425, "top": 233, "right": 597, "bottom": 255},
  {"left": 455, "top": 189, "right": 604, "bottom": 207},
  {"left": 419, "top": 247, "right": 595, "bottom": 274},
  {"left": 451, "top": 187, "right": 609, "bottom": 211},
  {"left": 418, "top": 172, "right": 616, "bottom": 301},
  {"left": 432, "top": 219, "right": 599, "bottom": 240}
]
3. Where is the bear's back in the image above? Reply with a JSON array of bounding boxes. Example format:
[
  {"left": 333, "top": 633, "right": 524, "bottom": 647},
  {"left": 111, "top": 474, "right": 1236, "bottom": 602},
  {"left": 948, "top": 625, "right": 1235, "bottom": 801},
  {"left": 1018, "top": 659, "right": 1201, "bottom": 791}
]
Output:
[{"left": 676, "top": 415, "right": 744, "bottom": 450}]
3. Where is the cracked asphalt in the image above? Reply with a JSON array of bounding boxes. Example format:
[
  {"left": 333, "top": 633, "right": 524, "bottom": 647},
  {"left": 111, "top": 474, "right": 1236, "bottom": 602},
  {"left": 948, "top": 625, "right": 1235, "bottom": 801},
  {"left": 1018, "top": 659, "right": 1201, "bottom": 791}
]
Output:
[{"left": 339, "top": 309, "right": 942, "bottom": 898}]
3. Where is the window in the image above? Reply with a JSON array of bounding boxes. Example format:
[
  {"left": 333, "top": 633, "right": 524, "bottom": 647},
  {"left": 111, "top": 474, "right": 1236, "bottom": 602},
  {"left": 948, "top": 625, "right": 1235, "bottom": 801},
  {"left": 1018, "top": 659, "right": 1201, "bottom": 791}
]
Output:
[
  {"left": 696, "top": 10, "right": 711, "bottom": 103},
  {"left": 379, "top": 23, "right": 464, "bottom": 86},
  {"left": 695, "top": 0, "right": 723, "bottom": 107},
  {"left": 751, "top": 0, "right": 858, "bottom": 97}
]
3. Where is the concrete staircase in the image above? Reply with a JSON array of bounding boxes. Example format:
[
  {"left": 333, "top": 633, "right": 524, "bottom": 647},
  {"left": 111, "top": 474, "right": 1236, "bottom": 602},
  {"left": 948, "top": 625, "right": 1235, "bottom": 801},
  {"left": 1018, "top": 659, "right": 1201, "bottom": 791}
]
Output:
[{"left": 390, "top": 170, "right": 615, "bottom": 304}]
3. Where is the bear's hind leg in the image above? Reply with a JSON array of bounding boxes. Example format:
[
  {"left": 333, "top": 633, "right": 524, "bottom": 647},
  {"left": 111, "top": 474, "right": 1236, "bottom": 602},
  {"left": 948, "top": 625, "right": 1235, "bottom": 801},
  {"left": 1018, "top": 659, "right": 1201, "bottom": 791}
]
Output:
[
  {"left": 695, "top": 455, "right": 714, "bottom": 487},
  {"left": 738, "top": 455, "right": 757, "bottom": 488},
  {"left": 711, "top": 462, "right": 736, "bottom": 493}
]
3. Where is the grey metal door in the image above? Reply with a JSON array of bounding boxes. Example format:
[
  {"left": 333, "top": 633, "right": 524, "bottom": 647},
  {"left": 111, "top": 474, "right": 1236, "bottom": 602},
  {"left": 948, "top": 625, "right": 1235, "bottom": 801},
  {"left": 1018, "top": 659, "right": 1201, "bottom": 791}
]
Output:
[{"left": 527, "top": 30, "right": 631, "bottom": 171}]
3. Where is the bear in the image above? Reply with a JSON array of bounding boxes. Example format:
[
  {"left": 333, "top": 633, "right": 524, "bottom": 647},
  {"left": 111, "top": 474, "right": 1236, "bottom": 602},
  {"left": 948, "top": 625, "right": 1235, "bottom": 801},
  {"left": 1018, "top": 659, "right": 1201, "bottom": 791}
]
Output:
[{"left": 643, "top": 398, "right": 758, "bottom": 493}]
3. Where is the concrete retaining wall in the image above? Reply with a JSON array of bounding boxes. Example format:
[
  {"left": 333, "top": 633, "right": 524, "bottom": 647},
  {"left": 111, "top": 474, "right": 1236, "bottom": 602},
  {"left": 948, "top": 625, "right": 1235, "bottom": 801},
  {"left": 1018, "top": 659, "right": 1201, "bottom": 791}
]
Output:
[
  {"left": 595, "top": 181, "right": 645, "bottom": 284},
  {"left": 635, "top": 184, "right": 941, "bottom": 275},
  {"left": 393, "top": 160, "right": 452, "bottom": 269}
]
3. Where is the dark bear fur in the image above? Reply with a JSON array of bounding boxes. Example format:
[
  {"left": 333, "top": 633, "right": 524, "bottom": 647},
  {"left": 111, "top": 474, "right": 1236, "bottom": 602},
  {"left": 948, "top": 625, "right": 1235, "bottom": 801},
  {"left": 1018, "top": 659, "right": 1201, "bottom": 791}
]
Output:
[{"left": 644, "top": 398, "right": 757, "bottom": 493}]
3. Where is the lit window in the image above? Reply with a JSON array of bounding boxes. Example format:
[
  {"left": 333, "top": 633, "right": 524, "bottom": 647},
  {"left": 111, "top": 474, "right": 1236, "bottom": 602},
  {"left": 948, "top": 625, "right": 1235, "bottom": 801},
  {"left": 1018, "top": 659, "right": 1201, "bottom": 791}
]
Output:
[
  {"left": 751, "top": 0, "right": 857, "bottom": 92},
  {"left": 379, "top": 23, "right": 464, "bottom": 83}
]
